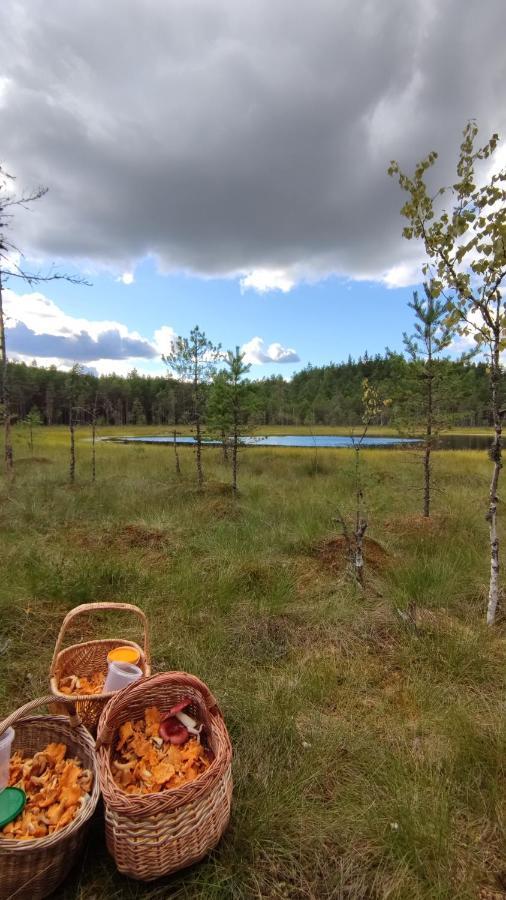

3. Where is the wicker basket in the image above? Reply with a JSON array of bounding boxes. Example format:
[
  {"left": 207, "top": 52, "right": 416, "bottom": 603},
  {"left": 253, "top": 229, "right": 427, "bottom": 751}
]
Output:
[
  {"left": 0, "top": 695, "right": 100, "bottom": 900},
  {"left": 96, "top": 671, "right": 233, "bottom": 881},
  {"left": 49, "top": 602, "right": 151, "bottom": 733}
]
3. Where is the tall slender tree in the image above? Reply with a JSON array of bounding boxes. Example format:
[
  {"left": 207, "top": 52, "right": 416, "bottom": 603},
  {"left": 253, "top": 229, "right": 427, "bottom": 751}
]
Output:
[
  {"left": 0, "top": 166, "right": 88, "bottom": 472},
  {"left": 336, "top": 379, "right": 385, "bottom": 586},
  {"left": 207, "top": 371, "right": 232, "bottom": 464},
  {"left": 23, "top": 406, "right": 43, "bottom": 457},
  {"left": 402, "top": 284, "right": 454, "bottom": 517},
  {"left": 163, "top": 326, "right": 220, "bottom": 489},
  {"left": 389, "top": 122, "right": 506, "bottom": 624},
  {"left": 66, "top": 364, "right": 81, "bottom": 484}
]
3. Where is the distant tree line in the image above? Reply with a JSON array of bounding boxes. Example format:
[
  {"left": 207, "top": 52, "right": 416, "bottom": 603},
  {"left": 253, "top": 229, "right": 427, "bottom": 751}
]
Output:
[{"left": 5, "top": 352, "right": 494, "bottom": 430}]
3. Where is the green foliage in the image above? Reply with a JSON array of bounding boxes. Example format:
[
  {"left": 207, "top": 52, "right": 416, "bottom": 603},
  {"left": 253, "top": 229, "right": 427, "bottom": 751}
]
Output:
[
  {"left": 4, "top": 353, "right": 497, "bottom": 430},
  {"left": 389, "top": 122, "right": 506, "bottom": 351},
  {"left": 163, "top": 325, "right": 221, "bottom": 402}
]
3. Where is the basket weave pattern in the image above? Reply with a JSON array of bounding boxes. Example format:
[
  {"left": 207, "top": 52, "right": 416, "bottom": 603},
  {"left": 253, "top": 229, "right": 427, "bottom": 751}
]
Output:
[
  {"left": 96, "top": 671, "right": 233, "bottom": 881},
  {"left": 50, "top": 602, "right": 151, "bottom": 733},
  {"left": 0, "top": 696, "right": 100, "bottom": 900}
]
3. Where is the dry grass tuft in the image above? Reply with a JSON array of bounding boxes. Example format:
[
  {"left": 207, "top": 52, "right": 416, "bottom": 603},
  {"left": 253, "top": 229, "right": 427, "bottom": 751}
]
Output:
[{"left": 314, "top": 534, "right": 391, "bottom": 573}]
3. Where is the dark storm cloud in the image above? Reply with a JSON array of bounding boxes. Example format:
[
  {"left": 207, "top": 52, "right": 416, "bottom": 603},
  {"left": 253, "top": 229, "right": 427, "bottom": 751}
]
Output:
[
  {"left": 6, "top": 321, "right": 157, "bottom": 361},
  {"left": 1, "top": 0, "right": 505, "bottom": 283}
]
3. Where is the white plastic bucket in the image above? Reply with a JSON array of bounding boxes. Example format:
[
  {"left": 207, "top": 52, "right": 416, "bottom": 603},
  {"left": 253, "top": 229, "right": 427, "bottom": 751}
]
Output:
[
  {"left": 0, "top": 727, "right": 15, "bottom": 791},
  {"left": 104, "top": 661, "right": 142, "bottom": 693}
]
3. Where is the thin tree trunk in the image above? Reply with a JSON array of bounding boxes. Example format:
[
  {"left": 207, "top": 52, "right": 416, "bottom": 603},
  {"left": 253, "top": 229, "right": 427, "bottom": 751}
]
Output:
[
  {"left": 486, "top": 333, "right": 502, "bottom": 625},
  {"left": 91, "top": 420, "right": 96, "bottom": 481},
  {"left": 221, "top": 429, "right": 229, "bottom": 463},
  {"left": 173, "top": 429, "right": 181, "bottom": 475},
  {"left": 91, "top": 417, "right": 96, "bottom": 483},
  {"left": 423, "top": 366, "right": 433, "bottom": 518},
  {"left": 195, "top": 412, "right": 203, "bottom": 488},
  {"left": 69, "top": 404, "right": 75, "bottom": 484},
  {"left": 0, "top": 272, "right": 13, "bottom": 473},
  {"left": 353, "top": 445, "right": 366, "bottom": 585},
  {"left": 232, "top": 430, "right": 238, "bottom": 493}
]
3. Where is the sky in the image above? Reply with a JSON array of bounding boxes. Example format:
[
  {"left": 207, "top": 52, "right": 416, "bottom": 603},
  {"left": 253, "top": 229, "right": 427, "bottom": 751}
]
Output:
[{"left": 0, "top": 0, "right": 505, "bottom": 378}]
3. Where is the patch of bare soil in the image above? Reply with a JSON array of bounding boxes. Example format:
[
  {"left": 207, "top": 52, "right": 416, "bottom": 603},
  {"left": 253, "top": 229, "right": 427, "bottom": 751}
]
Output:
[{"left": 314, "top": 535, "right": 390, "bottom": 574}]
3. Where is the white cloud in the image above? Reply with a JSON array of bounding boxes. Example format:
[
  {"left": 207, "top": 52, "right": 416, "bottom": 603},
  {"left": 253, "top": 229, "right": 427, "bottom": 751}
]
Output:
[
  {"left": 3, "top": 288, "right": 164, "bottom": 372},
  {"left": 380, "top": 261, "right": 422, "bottom": 289},
  {"left": 241, "top": 336, "right": 299, "bottom": 365},
  {"left": 117, "top": 271, "right": 134, "bottom": 285},
  {"left": 153, "top": 325, "right": 177, "bottom": 356},
  {"left": 240, "top": 269, "right": 295, "bottom": 294}
]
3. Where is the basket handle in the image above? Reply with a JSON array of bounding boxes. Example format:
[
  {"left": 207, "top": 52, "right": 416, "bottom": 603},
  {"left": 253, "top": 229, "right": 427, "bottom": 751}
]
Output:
[
  {"left": 95, "top": 671, "right": 221, "bottom": 749},
  {"left": 49, "top": 602, "right": 151, "bottom": 676},
  {"left": 0, "top": 695, "right": 81, "bottom": 738}
]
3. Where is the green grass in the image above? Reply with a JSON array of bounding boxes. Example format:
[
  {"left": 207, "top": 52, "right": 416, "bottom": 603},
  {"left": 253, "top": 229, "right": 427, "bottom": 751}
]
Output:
[{"left": 1, "top": 426, "right": 505, "bottom": 899}]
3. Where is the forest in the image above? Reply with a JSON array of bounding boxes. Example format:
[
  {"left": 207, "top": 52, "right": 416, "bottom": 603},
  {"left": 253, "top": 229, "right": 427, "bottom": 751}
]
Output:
[{"left": 5, "top": 352, "right": 493, "bottom": 429}]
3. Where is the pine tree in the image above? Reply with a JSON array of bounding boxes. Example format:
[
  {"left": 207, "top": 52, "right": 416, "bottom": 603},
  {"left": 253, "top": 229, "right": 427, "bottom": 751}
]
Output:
[
  {"left": 163, "top": 326, "right": 220, "bottom": 489},
  {"left": 402, "top": 284, "right": 454, "bottom": 517}
]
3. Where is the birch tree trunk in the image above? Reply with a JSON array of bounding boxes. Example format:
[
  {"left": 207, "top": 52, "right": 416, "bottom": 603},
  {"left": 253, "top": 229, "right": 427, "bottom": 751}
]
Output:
[
  {"left": 486, "top": 334, "right": 502, "bottom": 625},
  {"left": 0, "top": 272, "right": 13, "bottom": 473}
]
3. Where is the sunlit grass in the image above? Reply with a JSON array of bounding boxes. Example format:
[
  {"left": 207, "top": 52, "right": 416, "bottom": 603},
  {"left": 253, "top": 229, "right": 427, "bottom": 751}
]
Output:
[{"left": 0, "top": 426, "right": 504, "bottom": 899}]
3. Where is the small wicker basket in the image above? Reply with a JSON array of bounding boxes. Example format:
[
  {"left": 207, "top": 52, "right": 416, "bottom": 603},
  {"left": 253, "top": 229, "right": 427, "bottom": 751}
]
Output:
[
  {"left": 96, "top": 671, "right": 233, "bottom": 881},
  {"left": 0, "top": 695, "right": 100, "bottom": 900},
  {"left": 49, "top": 602, "right": 151, "bottom": 733}
]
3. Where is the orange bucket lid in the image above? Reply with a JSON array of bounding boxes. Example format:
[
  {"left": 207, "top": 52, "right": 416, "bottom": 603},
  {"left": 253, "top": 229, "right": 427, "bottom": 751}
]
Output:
[{"left": 107, "top": 646, "right": 141, "bottom": 665}]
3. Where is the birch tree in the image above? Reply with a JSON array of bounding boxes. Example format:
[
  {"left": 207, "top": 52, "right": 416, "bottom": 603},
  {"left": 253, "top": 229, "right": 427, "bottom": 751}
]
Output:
[
  {"left": 389, "top": 122, "right": 506, "bottom": 623},
  {"left": 163, "top": 326, "right": 220, "bottom": 489},
  {"left": 0, "top": 165, "right": 87, "bottom": 472}
]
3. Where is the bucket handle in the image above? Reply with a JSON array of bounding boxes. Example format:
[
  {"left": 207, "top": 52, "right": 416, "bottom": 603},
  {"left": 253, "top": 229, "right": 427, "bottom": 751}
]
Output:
[
  {"left": 0, "top": 695, "right": 81, "bottom": 738},
  {"left": 50, "top": 602, "right": 151, "bottom": 676}
]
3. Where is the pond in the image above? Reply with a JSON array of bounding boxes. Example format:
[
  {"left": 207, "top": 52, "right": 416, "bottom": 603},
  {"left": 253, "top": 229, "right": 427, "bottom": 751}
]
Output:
[{"left": 105, "top": 433, "right": 494, "bottom": 450}]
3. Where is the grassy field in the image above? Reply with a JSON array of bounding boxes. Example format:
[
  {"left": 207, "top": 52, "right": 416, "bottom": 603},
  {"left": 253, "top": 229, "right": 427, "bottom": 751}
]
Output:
[{"left": 0, "top": 426, "right": 505, "bottom": 899}]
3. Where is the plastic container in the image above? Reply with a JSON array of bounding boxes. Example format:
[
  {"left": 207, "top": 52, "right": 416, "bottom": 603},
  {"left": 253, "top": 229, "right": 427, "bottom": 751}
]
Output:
[
  {"left": 0, "top": 727, "right": 15, "bottom": 791},
  {"left": 107, "top": 646, "right": 141, "bottom": 666},
  {"left": 104, "top": 661, "right": 143, "bottom": 693}
]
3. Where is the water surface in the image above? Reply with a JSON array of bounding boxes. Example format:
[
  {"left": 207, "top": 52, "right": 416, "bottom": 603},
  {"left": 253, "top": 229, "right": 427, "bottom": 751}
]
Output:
[{"left": 106, "top": 433, "right": 493, "bottom": 450}]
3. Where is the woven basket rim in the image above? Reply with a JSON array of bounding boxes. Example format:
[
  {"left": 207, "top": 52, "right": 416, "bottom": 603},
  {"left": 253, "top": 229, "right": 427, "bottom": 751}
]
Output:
[
  {"left": 0, "top": 713, "right": 100, "bottom": 853},
  {"left": 97, "top": 671, "right": 232, "bottom": 817},
  {"left": 50, "top": 639, "right": 149, "bottom": 702}
]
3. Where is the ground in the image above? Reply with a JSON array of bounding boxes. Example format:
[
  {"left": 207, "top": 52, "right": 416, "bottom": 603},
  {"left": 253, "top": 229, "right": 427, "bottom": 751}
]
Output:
[{"left": 0, "top": 426, "right": 505, "bottom": 899}]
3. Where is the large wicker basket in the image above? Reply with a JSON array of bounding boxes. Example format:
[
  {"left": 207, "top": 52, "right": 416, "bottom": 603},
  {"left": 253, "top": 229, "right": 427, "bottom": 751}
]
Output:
[
  {"left": 0, "top": 695, "right": 100, "bottom": 900},
  {"left": 49, "top": 602, "right": 151, "bottom": 733},
  {"left": 96, "top": 671, "right": 233, "bottom": 881}
]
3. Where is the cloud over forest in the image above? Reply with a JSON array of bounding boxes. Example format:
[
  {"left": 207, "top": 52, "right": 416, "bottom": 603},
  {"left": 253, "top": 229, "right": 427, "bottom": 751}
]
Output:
[{"left": 1, "top": 0, "right": 504, "bottom": 290}]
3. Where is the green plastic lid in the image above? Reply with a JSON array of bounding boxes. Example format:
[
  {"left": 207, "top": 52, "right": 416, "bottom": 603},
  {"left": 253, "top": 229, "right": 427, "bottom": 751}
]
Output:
[{"left": 0, "top": 787, "right": 26, "bottom": 828}]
